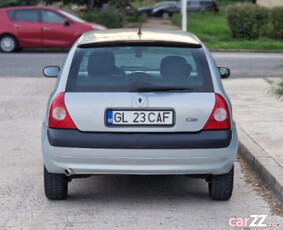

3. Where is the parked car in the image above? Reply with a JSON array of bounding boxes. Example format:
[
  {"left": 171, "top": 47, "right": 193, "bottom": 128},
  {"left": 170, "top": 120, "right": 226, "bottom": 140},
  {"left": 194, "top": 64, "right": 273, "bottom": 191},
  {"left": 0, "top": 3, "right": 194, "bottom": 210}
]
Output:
[
  {"left": 138, "top": 0, "right": 218, "bottom": 18},
  {"left": 42, "top": 28, "right": 238, "bottom": 201},
  {"left": 174, "top": 0, "right": 219, "bottom": 13},
  {"left": 138, "top": 1, "right": 177, "bottom": 18},
  {"left": 0, "top": 6, "right": 106, "bottom": 53}
]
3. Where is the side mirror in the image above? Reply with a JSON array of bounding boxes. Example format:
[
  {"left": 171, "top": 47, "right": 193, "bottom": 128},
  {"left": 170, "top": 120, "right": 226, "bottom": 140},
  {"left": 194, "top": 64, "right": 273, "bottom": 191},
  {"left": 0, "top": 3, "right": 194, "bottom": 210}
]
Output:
[
  {"left": 218, "top": 67, "right": 230, "bottom": 79},
  {"left": 43, "top": 66, "right": 60, "bottom": 78},
  {"left": 64, "top": 20, "right": 70, "bottom": 26}
]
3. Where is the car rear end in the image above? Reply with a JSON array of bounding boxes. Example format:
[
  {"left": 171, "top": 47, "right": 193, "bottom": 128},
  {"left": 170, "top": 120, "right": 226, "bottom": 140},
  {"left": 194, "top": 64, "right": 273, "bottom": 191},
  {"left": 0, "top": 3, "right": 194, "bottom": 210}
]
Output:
[{"left": 41, "top": 29, "right": 238, "bottom": 200}]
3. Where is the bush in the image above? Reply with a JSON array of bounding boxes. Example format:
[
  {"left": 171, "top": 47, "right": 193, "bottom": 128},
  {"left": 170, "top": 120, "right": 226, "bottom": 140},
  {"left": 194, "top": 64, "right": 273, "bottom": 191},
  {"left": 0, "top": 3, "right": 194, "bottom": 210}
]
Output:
[
  {"left": 0, "top": 0, "right": 19, "bottom": 7},
  {"left": 126, "top": 15, "right": 147, "bottom": 24},
  {"left": 226, "top": 3, "right": 269, "bottom": 39},
  {"left": 270, "top": 7, "right": 283, "bottom": 39},
  {"left": 267, "top": 76, "right": 283, "bottom": 100},
  {"left": 81, "top": 9, "right": 125, "bottom": 28}
]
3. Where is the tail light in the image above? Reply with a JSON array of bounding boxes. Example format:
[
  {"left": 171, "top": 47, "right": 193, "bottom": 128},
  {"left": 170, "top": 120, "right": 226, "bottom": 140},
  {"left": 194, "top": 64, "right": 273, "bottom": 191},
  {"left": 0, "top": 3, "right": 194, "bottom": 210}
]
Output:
[
  {"left": 48, "top": 93, "right": 76, "bottom": 129},
  {"left": 203, "top": 94, "right": 231, "bottom": 130}
]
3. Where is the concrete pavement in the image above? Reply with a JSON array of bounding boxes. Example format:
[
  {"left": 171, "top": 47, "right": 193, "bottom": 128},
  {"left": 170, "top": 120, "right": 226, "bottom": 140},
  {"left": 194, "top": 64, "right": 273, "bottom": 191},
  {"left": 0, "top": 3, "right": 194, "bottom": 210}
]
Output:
[
  {"left": 223, "top": 78, "right": 283, "bottom": 206},
  {"left": 0, "top": 77, "right": 282, "bottom": 229}
]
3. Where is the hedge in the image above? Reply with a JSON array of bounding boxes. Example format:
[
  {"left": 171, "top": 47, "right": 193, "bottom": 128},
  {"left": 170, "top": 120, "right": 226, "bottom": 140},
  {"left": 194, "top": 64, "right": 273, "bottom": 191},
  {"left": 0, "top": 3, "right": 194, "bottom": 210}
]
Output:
[
  {"left": 226, "top": 3, "right": 270, "bottom": 39},
  {"left": 270, "top": 7, "right": 283, "bottom": 39},
  {"left": 81, "top": 9, "right": 125, "bottom": 29}
]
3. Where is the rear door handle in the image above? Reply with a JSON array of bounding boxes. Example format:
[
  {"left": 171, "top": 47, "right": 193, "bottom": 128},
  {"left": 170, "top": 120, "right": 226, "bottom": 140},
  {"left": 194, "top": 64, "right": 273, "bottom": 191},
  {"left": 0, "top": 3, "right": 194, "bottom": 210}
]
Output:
[{"left": 42, "top": 27, "right": 51, "bottom": 31}]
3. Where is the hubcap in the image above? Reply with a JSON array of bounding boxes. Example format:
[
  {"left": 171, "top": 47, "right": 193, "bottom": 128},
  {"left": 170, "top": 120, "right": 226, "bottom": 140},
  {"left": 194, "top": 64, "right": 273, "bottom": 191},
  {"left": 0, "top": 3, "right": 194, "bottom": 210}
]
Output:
[{"left": 0, "top": 37, "right": 15, "bottom": 52}]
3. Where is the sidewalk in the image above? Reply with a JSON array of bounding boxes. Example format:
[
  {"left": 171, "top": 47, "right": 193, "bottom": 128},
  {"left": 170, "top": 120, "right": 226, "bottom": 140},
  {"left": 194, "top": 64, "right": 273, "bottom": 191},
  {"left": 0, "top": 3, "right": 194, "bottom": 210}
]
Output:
[
  {"left": 223, "top": 78, "right": 283, "bottom": 205},
  {"left": 141, "top": 19, "right": 283, "bottom": 205}
]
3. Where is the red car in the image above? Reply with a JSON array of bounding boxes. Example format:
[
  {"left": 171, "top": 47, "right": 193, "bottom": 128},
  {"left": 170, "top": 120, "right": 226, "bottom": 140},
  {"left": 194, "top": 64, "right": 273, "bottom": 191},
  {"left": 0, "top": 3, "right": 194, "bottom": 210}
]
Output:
[{"left": 0, "top": 6, "right": 106, "bottom": 52}]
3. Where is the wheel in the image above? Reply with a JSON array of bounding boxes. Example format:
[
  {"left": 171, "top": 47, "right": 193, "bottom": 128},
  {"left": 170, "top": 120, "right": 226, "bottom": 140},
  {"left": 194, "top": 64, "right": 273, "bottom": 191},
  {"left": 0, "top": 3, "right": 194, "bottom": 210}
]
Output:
[
  {"left": 0, "top": 35, "right": 18, "bottom": 53},
  {"left": 208, "top": 166, "right": 234, "bottom": 201},
  {"left": 44, "top": 165, "right": 68, "bottom": 200}
]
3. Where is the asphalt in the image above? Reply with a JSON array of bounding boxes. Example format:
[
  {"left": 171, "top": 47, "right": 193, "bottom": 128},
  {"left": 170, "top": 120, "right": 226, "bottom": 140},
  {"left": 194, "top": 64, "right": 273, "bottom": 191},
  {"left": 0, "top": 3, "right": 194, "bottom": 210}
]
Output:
[{"left": 142, "top": 19, "right": 283, "bottom": 206}]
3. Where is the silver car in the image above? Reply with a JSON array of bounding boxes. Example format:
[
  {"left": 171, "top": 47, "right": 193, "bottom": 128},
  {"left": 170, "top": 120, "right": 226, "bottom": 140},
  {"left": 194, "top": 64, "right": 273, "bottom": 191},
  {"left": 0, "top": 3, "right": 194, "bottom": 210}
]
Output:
[{"left": 42, "top": 28, "right": 238, "bottom": 200}]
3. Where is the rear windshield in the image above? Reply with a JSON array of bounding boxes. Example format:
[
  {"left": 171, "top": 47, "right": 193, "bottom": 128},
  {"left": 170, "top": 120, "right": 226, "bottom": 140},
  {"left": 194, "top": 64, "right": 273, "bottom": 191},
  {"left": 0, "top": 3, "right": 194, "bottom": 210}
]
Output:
[{"left": 66, "top": 46, "right": 213, "bottom": 92}]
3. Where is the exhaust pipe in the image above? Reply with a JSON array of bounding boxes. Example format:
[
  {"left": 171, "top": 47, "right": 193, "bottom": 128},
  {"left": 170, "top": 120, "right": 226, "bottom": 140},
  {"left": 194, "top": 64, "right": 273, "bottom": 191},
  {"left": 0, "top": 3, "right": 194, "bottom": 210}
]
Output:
[{"left": 65, "top": 168, "right": 74, "bottom": 177}]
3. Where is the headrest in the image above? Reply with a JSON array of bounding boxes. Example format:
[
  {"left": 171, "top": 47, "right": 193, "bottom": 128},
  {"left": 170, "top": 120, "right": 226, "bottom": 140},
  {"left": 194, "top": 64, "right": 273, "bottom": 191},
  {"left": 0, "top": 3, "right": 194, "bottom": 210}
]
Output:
[
  {"left": 87, "top": 50, "right": 115, "bottom": 76},
  {"left": 160, "top": 56, "right": 190, "bottom": 81}
]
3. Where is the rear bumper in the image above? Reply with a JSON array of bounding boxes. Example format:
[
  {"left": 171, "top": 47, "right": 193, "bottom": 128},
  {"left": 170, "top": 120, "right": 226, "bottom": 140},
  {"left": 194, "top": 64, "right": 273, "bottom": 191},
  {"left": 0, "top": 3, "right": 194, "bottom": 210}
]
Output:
[
  {"left": 47, "top": 129, "right": 232, "bottom": 149},
  {"left": 42, "top": 126, "right": 238, "bottom": 175}
]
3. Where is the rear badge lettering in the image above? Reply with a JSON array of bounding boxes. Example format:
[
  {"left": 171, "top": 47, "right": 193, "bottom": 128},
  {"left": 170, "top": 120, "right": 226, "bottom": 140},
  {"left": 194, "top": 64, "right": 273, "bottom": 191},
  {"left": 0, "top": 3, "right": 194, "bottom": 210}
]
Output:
[{"left": 186, "top": 117, "right": 198, "bottom": 122}]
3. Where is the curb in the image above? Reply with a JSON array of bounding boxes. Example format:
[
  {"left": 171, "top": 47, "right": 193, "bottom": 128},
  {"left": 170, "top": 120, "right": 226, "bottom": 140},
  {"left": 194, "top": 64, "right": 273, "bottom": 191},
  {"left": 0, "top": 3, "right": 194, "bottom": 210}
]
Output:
[{"left": 237, "top": 126, "right": 283, "bottom": 206}]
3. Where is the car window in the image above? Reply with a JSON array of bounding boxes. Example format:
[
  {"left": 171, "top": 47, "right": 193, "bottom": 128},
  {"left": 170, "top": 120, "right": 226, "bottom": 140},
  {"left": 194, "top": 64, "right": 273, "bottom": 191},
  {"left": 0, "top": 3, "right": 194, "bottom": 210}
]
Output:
[
  {"left": 190, "top": 1, "right": 201, "bottom": 6},
  {"left": 201, "top": 1, "right": 212, "bottom": 6},
  {"left": 6, "top": 10, "right": 15, "bottom": 20},
  {"left": 14, "top": 9, "right": 39, "bottom": 22},
  {"left": 42, "top": 10, "right": 66, "bottom": 23},
  {"left": 155, "top": 3, "right": 174, "bottom": 8},
  {"left": 67, "top": 45, "right": 213, "bottom": 93},
  {"left": 59, "top": 10, "right": 84, "bottom": 23}
]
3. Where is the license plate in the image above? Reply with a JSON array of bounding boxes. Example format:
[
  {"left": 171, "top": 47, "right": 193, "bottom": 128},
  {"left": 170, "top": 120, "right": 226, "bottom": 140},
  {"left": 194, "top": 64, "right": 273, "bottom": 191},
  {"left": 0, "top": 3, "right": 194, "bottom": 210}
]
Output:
[{"left": 106, "top": 110, "right": 174, "bottom": 126}]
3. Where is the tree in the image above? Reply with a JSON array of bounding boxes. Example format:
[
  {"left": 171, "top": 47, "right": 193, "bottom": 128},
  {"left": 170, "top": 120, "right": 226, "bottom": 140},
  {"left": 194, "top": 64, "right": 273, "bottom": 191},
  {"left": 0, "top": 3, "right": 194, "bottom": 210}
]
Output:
[
  {"left": 43, "top": 0, "right": 131, "bottom": 10},
  {"left": 0, "top": 0, "right": 39, "bottom": 7}
]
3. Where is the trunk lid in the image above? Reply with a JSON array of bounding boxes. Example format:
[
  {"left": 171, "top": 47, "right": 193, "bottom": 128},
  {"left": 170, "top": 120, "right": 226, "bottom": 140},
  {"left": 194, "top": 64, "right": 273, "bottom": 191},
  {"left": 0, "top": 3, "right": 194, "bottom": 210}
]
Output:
[{"left": 65, "top": 92, "right": 215, "bottom": 132}]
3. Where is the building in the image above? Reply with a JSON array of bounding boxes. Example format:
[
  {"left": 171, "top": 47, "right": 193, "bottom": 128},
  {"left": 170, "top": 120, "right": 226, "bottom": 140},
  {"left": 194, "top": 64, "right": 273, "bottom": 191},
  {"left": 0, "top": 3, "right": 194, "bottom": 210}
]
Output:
[{"left": 257, "top": 0, "right": 283, "bottom": 7}]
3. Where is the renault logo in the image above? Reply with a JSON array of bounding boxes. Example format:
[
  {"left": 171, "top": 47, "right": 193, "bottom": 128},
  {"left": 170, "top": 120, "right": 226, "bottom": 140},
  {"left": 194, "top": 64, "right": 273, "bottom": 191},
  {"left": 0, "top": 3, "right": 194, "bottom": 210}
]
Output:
[{"left": 135, "top": 95, "right": 146, "bottom": 107}]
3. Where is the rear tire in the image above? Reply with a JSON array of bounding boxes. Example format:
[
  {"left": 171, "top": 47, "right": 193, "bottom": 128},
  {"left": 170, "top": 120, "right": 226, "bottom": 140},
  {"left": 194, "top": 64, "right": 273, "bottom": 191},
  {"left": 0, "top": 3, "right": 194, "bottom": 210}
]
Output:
[
  {"left": 0, "top": 35, "right": 19, "bottom": 53},
  {"left": 44, "top": 165, "right": 68, "bottom": 200},
  {"left": 208, "top": 166, "right": 234, "bottom": 200}
]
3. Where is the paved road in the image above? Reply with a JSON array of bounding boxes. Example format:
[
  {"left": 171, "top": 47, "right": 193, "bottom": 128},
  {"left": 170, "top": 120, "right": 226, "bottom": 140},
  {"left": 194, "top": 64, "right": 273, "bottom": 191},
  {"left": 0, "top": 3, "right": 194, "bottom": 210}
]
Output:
[
  {"left": 213, "top": 52, "right": 283, "bottom": 78},
  {"left": 0, "top": 77, "right": 282, "bottom": 229},
  {"left": 0, "top": 52, "right": 282, "bottom": 78}
]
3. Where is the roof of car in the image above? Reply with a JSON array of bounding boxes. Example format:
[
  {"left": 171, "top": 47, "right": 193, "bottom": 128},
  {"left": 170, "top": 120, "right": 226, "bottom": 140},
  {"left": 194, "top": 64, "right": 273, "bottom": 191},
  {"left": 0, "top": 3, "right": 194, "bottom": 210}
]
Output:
[{"left": 78, "top": 28, "right": 202, "bottom": 47}]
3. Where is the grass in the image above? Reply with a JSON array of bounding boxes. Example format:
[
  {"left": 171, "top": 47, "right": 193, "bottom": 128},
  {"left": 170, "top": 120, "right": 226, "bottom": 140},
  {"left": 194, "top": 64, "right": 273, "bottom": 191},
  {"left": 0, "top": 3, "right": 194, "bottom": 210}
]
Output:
[
  {"left": 278, "top": 77, "right": 283, "bottom": 98},
  {"left": 266, "top": 76, "right": 283, "bottom": 100},
  {"left": 171, "top": 2, "right": 283, "bottom": 51},
  {"left": 132, "top": 0, "right": 159, "bottom": 9}
]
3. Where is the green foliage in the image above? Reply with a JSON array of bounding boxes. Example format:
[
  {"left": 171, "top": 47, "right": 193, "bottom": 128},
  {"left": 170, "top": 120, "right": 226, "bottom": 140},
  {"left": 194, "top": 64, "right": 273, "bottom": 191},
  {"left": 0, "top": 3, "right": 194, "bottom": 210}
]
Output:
[
  {"left": 132, "top": 0, "right": 159, "bottom": 9},
  {"left": 266, "top": 76, "right": 283, "bottom": 100},
  {"left": 226, "top": 3, "right": 269, "bottom": 39},
  {"left": 0, "top": 0, "right": 38, "bottom": 7},
  {"left": 44, "top": 0, "right": 80, "bottom": 5},
  {"left": 172, "top": 12, "right": 231, "bottom": 44},
  {"left": 108, "top": 0, "right": 131, "bottom": 8},
  {"left": 43, "top": 0, "right": 130, "bottom": 8},
  {"left": 0, "top": 0, "right": 19, "bottom": 7},
  {"left": 278, "top": 77, "right": 283, "bottom": 98},
  {"left": 81, "top": 9, "right": 125, "bottom": 28},
  {"left": 126, "top": 15, "right": 147, "bottom": 23},
  {"left": 171, "top": 9, "right": 283, "bottom": 51},
  {"left": 270, "top": 7, "right": 283, "bottom": 40}
]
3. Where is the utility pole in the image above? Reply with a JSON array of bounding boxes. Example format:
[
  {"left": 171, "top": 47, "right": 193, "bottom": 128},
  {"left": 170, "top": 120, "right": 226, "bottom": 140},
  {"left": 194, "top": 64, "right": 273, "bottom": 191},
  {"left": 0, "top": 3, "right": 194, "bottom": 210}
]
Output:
[{"left": 181, "top": 0, "right": 187, "bottom": 32}]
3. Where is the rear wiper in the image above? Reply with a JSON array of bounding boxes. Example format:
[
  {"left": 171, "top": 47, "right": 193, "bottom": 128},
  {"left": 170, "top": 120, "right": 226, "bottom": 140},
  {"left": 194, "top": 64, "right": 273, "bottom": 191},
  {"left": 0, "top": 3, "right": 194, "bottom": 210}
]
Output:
[{"left": 135, "top": 87, "right": 193, "bottom": 92}]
